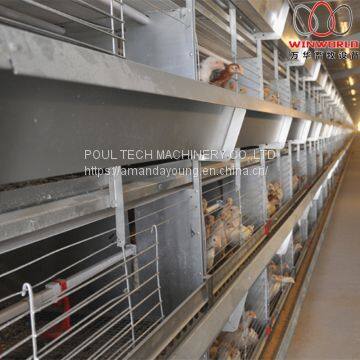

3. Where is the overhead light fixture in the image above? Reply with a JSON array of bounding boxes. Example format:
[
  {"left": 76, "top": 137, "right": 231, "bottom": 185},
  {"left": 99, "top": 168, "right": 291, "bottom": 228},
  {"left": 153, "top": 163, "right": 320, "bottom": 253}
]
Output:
[
  {"left": 353, "top": 97, "right": 357, "bottom": 101},
  {"left": 349, "top": 77, "right": 355, "bottom": 86},
  {"left": 351, "top": 89, "right": 356, "bottom": 96},
  {"left": 346, "top": 59, "right": 352, "bottom": 69}
]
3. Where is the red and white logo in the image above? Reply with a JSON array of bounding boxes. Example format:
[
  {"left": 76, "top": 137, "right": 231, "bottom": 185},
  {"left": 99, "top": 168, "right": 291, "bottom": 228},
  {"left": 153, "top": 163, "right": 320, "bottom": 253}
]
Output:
[{"left": 293, "top": 1, "right": 352, "bottom": 38}]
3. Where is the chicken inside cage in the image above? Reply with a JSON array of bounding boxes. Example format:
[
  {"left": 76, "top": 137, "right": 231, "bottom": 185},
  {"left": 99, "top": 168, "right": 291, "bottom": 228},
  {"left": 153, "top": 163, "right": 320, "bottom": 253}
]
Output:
[
  {"left": 202, "top": 174, "right": 254, "bottom": 273},
  {"left": 208, "top": 271, "right": 269, "bottom": 360},
  {"left": 267, "top": 233, "right": 295, "bottom": 315},
  {"left": 291, "top": 144, "right": 308, "bottom": 195},
  {"left": 292, "top": 221, "right": 306, "bottom": 267}
]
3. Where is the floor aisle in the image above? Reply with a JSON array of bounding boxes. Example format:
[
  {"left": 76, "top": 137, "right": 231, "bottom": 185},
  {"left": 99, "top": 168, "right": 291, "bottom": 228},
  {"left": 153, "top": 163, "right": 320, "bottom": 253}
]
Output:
[{"left": 287, "top": 137, "right": 360, "bottom": 359}]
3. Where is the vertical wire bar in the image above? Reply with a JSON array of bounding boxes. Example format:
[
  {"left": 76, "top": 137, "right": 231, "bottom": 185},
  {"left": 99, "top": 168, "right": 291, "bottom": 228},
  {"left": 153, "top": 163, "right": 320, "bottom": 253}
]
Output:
[
  {"left": 192, "top": 159, "right": 206, "bottom": 276},
  {"left": 121, "top": 243, "right": 136, "bottom": 345},
  {"left": 234, "top": 149, "right": 242, "bottom": 229},
  {"left": 109, "top": 168, "right": 135, "bottom": 344},
  {"left": 229, "top": 2, "right": 238, "bottom": 93},
  {"left": 151, "top": 225, "right": 164, "bottom": 319},
  {"left": 259, "top": 145, "right": 267, "bottom": 223},
  {"left": 109, "top": 0, "right": 116, "bottom": 54},
  {"left": 185, "top": 0, "right": 198, "bottom": 80},
  {"left": 256, "top": 39, "right": 264, "bottom": 100},
  {"left": 288, "top": 142, "right": 293, "bottom": 199},
  {"left": 22, "top": 283, "right": 38, "bottom": 360},
  {"left": 119, "top": 0, "right": 126, "bottom": 58}
]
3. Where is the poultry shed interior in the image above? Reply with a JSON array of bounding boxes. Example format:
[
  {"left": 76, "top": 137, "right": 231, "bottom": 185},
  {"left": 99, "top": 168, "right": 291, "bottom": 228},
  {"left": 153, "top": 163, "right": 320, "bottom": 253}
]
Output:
[{"left": 0, "top": 0, "right": 360, "bottom": 359}]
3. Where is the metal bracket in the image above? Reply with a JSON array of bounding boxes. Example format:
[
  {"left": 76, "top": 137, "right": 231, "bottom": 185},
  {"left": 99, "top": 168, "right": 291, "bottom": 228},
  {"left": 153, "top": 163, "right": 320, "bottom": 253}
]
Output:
[{"left": 109, "top": 167, "right": 126, "bottom": 247}]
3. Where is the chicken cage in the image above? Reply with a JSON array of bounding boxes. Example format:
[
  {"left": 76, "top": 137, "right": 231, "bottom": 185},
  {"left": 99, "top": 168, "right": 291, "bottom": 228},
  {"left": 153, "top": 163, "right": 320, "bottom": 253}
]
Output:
[
  {"left": 293, "top": 211, "right": 309, "bottom": 271},
  {"left": 240, "top": 152, "right": 267, "bottom": 236},
  {"left": 198, "top": 152, "right": 263, "bottom": 275},
  {"left": 0, "top": 160, "right": 213, "bottom": 359},
  {"left": 267, "top": 232, "right": 294, "bottom": 316},
  {"left": 290, "top": 68, "right": 306, "bottom": 112},
  {"left": 261, "top": 146, "right": 292, "bottom": 221},
  {"left": 306, "top": 140, "right": 317, "bottom": 182},
  {"left": 315, "top": 140, "right": 324, "bottom": 173},
  {"left": 307, "top": 200, "right": 318, "bottom": 235},
  {"left": 290, "top": 142, "right": 308, "bottom": 195},
  {"left": 315, "top": 186, "right": 324, "bottom": 215},
  {"left": 0, "top": 0, "right": 126, "bottom": 58},
  {"left": 199, "top": 157, "right": 243, "bottom": 275},
  {"left": 208, "top": 270, "right": 268, "bottom": 360}
]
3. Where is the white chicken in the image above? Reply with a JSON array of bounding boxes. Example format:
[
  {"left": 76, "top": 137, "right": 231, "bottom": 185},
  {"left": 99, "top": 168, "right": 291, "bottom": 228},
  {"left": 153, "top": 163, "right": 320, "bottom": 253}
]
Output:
[
  {"left": 200, "top": 56, "right": 225, "bottom": 83},
  {"left": 269, "top": 274, "right": 295, "bottom": 303},
  {"left": 240, "top": 224, "right": 254, "bottom": 241}
]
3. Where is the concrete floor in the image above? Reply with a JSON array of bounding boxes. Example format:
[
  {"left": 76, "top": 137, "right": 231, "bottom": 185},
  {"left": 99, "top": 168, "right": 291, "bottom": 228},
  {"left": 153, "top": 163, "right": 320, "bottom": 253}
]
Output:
[{"left": 287, "top": 138, "right": 360, "bottom": 360}]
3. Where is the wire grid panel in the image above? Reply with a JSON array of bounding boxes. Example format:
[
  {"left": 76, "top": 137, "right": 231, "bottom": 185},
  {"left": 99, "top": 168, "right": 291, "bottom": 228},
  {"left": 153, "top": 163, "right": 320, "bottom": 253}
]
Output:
[
  {"left": 201, "top": 162, "right": 249, "bottom": 274},
  {"left": 306, "top": 96, "right": 316, "bottom": 116},
  {"left": 292, "top": 90, "right": 306, "bottom": 112},
  {"left": 308, "top": 201, "right": 317, "bottom": 234},
  {"left": 306, "top": 142, "right": 317, "bottom": 181},
  {"left": 316, "top": 190, "right": 324, "bottom": 214},
  {"left": 279, "top": 152, "right": 292, "bottom": 204},
  {"left": 270, "top": 78, "right": 291, "bottom": 107},
  {"left": 240, "top": 163, "right": 266, "bottom": 232},
  {"left": 0, "top": 0, "right": 126, "bottom": 58},
  {"left": 131, "top": 187, "right": 203, "bottom": 316},
  {"left": 291, "top": 143, "right": 308, "bottom": 194},
  {"left": 323, "top": 179, "right": 329, "bottom": 201},
  {"left": 264, "top": 155, "right": 283, "bottom": 219},
  {"left": 267, "top": 232, "right": 294, "bottom": 315},
  {"left": 238, "top": 58, "right": 263, "bottom": 99},
  {"left": 208, "top": 272, "right": 265, "bottom": 360},
  {"left": 316, "top": 141, "right": 324, "bottom": 171},
  {"left": 293, "top": 220, "right": 306, "bottom": 267},
  {"left": 322, "top": 139, "right": 331, "bottom": 165},
  {"left": 0, "top": 215, "right": 164, "bottom": 360},
  {"left": 241, "top": 270, "right": 268, "bottom": 359}
]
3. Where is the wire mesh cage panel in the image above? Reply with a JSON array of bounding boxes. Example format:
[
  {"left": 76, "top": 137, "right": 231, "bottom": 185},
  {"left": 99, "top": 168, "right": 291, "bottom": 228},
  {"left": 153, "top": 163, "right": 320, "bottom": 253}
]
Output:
[
  {"left": 292, "top": 90, "right": 306, "bottom": 112},
  {"left": 316, "top": 140, "right": 324, "bottom": 172},
  {"left": 279, "top": 150, "right": 292, "bottom": 204},
  {"left": 323, "top": 179, "right": 329, "bottom": 201},
  {"left": 293, "top": 214, "right": 308, "bottom": 270},
  {"left": 240, "top": 163, "right": 266, "bottom": 232},
  {"left": 291, "top": 143, "right": 308, "bottom": 194},
  {"left": 306, "top": 141, "right": 317, "bottom": 181},
  {"left": 0, "top": 214, "right": 164, "bottom": 360},
  {"left": 238, "top": 58, "right": 263, "bottom": 99},
  {"left": 316, "top": 189, "right": 324, "bottom": 215},
  {"left": 201, "top": 162, "right": 244, "bottom": 274},
  {"left": 308, "top": 201, "right": 317, "bottom": 235},
  {"left": 0, "top": 0, "right": 126, "bottom": 58},
  {"left": 208, "top": 270, "right": 267, "bottom": 360},
  {"left": 131, "top": 185, "right": 203, "bottom": 315},
  {"left": 263, "top": 149, "right": 283, "bottom": 219},
  {"left": 306, "top": 96, "right": 316, "bottom": 116},
  {"left": 271, "top": 78, "right": 291, "bottom": 107},
  {"left": 267, "top": 232, "right": 294, "bottom": 316},
  {"left": 322, "top": 139, "right": 331, "bottom": 165}
]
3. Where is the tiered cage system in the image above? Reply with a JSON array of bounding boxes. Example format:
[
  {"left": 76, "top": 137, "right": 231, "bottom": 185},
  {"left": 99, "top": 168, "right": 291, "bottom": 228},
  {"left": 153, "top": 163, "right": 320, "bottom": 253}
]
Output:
[{"left": 0, "top": 0, "right": 355, "bottom": 359}]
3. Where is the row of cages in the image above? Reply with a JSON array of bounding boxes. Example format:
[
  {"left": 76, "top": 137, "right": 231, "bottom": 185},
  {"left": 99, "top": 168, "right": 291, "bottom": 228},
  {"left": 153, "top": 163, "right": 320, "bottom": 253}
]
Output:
[
  {"left": 0, "top": 0, "right": 349, "bottom": 122},
  {"left": 0, "top": 135, "right": 348, "bottom": 359},
  {"left": 206, "top": 149, "right": 348, "bottom": 360}
]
